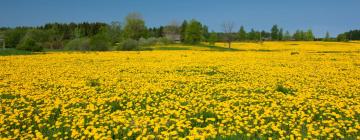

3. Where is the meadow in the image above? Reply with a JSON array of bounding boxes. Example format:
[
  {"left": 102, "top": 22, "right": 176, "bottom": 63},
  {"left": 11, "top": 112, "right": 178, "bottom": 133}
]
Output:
[{"left": 0, "top": 41, "right": 360, "bottom": 139}]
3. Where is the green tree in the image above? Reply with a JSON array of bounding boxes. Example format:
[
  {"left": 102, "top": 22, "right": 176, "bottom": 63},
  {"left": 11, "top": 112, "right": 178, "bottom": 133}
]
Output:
[
  {"left": 305, "top": 29, "right": 315, "bottom": 41},
  {"left": 180, "top": 20, "right": 188, "bottom": 42},
  {"left": 208, "top": 31, "right": 217, "bottom": 46},
  {"left": 202, "top": 25, "right": 209, "bottom": 42},
  {"left": 4, "top": 28, "right": 28, "bottom": 48},
  {"left": 184, "top": 19, "right": 203, "bottom": 44},
  {"left": 278, "top": 28, "right": 283, "bottom": 41},
  {"left": 283, "top": 31, "right": 292, "bottom": 41},
  {"left": 16, "top": 29, "right": 48, "bottom": 51},
  {"left": 293, "top": 30, "right": 305, "bottom": 41},
  {"left": 324, "top": 31, "right": 330, "bottom": 41},
  {"left": 271, "top": 25, "right": 279, "bottom": 40},
  {"left": 238, "top": 26, "right": 247, "bottom": 41},
  {"left": 248, "top": 29, "right": 256, "bottom": 41},
  {"left": 46, "top": 27, "right": 64, "bottom": 49},
  {"left": 89, "top": 27, "right": 111, "bottom": 51},
  {"left": 107, "top": 21, "right": 122, "bottom": 44},
  {"left": 123, "top": 13, "right": 148, "bottom": 40},
  {"left": 337, "top": 33, "right": 348, "bottom": 42}
]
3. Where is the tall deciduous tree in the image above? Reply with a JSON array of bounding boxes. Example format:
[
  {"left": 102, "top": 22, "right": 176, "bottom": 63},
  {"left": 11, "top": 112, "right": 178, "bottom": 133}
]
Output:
[
  {"left": 123, "top": 13, "right": 148, "bottom": 40},
  {"left": 184, "top": 19, "right": 203, "bottom": 44},
  {"left": 222, "top": 21, "right": 235, "bottom": 48}
]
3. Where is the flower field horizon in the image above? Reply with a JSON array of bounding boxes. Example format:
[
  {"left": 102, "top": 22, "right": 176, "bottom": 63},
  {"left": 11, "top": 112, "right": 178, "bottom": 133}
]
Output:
[{"left": 1, "top": 41, "right": 360, "bottom": 139}]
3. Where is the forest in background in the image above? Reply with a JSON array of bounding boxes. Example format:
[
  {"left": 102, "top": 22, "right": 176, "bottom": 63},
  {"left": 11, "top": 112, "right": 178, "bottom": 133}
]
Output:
[{"left": 0, "top": 13, "right": 359, "bottom": 52}]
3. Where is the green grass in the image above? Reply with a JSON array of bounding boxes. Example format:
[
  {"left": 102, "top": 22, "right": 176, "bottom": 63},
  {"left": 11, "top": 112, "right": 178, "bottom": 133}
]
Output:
[
  {"left": 157, "top": 46, "right": 191, "bottom": 50},
  {"left": 0, "top": 49, "right": 33, "bottom": 56}
]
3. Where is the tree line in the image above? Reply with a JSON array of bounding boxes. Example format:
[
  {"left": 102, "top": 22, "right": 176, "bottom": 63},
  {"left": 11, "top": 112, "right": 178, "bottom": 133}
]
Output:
[{"left": 0, "top": 12, "right": 357, "bottom": 51}]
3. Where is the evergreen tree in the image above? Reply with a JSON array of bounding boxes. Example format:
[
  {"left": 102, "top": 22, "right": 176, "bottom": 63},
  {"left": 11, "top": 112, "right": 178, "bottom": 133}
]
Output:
[
  {"left": 180, "top": 20, "right": 188, "bottom": 42},
  {"left": 305, "top": 29, "right": 315, "bottom": 41},
  {"left": 202, "top": 25, "right": 209, "bottom": 41},
  {"left": 283, "top": 31, "right": 292, "bottom": 41},
  {"left": 238, "top": 26, "right": 247, "bottom": 41},
  {"left": 271, "top": 25, "right": 279, "bottom": 40},
  {"left": 324, "top": 31, "right": 330, "bottom": 41},
  {"left": 278, "top": 28, "right": 283, "bottom": 41},
  {"left": 248, "top": 29, "right": 256, "bottom": 41}
]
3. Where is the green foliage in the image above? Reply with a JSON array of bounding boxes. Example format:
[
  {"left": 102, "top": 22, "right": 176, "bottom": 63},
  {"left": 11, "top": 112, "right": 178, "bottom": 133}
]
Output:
[
  {"left": 158, "top": 37, "right": 172, "bottom": 45},
  {"left": 64, "top": 38, "right": 90, "bottom": 51},
  {"left": 123, "top": 13, "right": 148, "bottom": 40},
  {"left": 339, "top": 30, "right": 360, "bottom": 40},
  {"left": 44, "top": 22, "right": 107, "bottom": 40},
  {"left": 238, "top": 26, "right": 247, "bottom": 41},
  {"left": 283, "top": 31, "right": 292, "bottom": 41},
  {"left": 89, "top": 34, "right": 111, "bottom": 51},
  {"left": 184, "top": 19, "right": 203, "bottom": 44},
  {"left": 248, "top": 29, "right": 260, "bottom": 41},
  {"left": 180, "top": 20, "right": 188, "bottom": 42},
  {"left": 16, "top": 37, "right": 42, "bottom": 51},
  {"left": 138, "top": 37, "right": 157, "bottom": 46},
  {"left": 16, "top": 30, "right": 49, "bottom": 51},
  {"left": 117, "top": 39, "right": 139, "bottom": 51},
  {"left": 337, "top": 33, "right": 348, "bottom": 42},
  {"left": 293, "top": 29, "right": 315, "bottom": 41},
  {"left": 202, "top": 25, "right": 209, "bottom": 41},
  {"left": 305, "top": 29, "right": 315, "bottom": 41},
  {"left": 4, "top": 28, "right": 28, "bottom": 48},
  {"left": 107, "top": 21, "right": 122, "bottom": 44},
  {"left": 208, "top": 31, "right": 217, "bottom": 46},
  {"left": 148, "top": 26, "right": 164, "bottom": 38},
  {"left": 276, "top": 85, "right": 296, "bottom": 95},
  {"left": 271, "top": 25, "right": 279, "bottom": 40},
  {"left": 0, "top": 49, "right": 32, "bottom": 56},
  {"left": 278, "top": 28, "right": 283, "bottom": 41}
]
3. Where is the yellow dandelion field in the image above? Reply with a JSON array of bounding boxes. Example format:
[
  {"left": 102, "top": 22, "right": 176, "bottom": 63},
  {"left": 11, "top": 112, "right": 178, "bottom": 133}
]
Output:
[{"left": 1, "top": 42, "right": 360, "bottom": 139}]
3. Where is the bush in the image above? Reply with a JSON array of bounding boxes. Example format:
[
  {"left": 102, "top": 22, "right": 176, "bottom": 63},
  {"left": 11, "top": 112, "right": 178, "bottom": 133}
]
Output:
[
  {"left": 158, "top": 37, "right": 173, "bottom": 45},
  {"left": 16, "top": 35, "right": 43, "bottom": 52},
  {"left": 89, "top": 35, "right": 111, "bottom": 51},
  {"left": 4, "top": 28, "right": 28, "bottom": 48},
  {"left": 117, "top": 39, "right": 139, "bottom": 51},
  {"left": 65, "top": 38, "right": 90, "bottom": 51},
  {"left": 138, "top": 37, "right": 157, "bottom": 46}
]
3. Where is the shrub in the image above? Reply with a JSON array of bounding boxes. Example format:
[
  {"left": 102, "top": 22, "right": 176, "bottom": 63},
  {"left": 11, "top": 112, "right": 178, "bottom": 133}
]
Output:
[
  {"left": 65, "top": 38, "right": 90, "bottom": 51},
  {"left": 117, "top": 39, "right": 139, "bottom": 51},
  {"left": 16, "top": 35, "right": 43, "bottom": 52},
  {"left": 89, "top": 35, "right": 111, "bottom": 51},
  {"left": 4, "top": 28, "right": 28, "bottom": 48},
  {"left": 158, "top": 37, "right": 173, "bottom": 45},
  {"left": 15, "top": 29, "right": 51, "bottom": 52},
  {"left": 138, "top": 37, "right": 157, "bottom": 46}
]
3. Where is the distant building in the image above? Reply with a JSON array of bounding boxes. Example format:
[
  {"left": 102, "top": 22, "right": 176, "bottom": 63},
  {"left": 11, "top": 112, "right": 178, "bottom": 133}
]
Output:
[{"left": 165, "top": 34, "right": 181, "bottom": 43}]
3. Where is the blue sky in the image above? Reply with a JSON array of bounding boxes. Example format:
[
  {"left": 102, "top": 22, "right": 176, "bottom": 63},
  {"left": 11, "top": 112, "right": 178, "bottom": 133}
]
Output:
[{"left": 1, "top": 0, "right": 359, "bottom": 37}]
